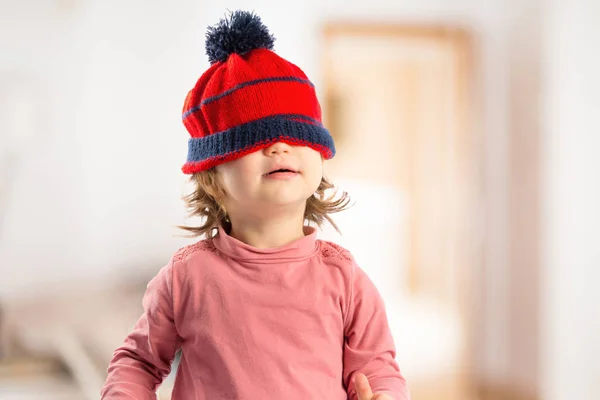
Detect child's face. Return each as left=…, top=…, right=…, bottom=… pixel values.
left=215, top=142, right=323, bottom=216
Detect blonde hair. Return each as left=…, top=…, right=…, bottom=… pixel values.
left=179, top=169, right=351, bottom=238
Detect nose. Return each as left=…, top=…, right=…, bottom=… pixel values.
left=264, top=141, right=292, bottom=156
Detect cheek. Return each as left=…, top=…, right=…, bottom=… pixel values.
left=222, top=174, right=248, bottom=199
left=306, top=161, right=324, bottom=192
left=215, top=166, right=239, bottom=199
left=218, top=164, right=259, bottom=201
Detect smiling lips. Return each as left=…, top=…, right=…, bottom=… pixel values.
left=264, top=167, right=299, bottom=180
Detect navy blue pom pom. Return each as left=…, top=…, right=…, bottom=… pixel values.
left=205, top=10, right=275, bottom=64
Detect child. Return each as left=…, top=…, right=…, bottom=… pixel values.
left=101, top=10, right=409, bottom=400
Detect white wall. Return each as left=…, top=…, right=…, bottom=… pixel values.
left=541, top=0, right=600, bottom=398
left=0, top=1, right=89, bottom=295
left=506, top=0, right=543, bottom=394
left=0, top=0, right=203, bottom=296
left=71, top=0, right=203, bottom=277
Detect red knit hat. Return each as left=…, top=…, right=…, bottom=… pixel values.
left=181, top=10, right=336, bottom=174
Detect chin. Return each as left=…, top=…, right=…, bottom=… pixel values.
left=268, top=197, right=307, bottom=207
left=259, top=192, right=310, bottom=208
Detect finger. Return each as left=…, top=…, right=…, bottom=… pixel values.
left=354, top=373, right=373, bottom=400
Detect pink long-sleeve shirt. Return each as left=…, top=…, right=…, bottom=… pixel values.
left=101, top=226, right=409, bottom=400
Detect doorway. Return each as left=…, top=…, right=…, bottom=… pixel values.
left=321, top=23, right=479, bottom=400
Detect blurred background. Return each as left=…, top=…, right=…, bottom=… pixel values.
left=0, top=0, right=598, bottom=399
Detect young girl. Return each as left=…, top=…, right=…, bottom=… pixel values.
left=101, top=10, right=409, bottom=400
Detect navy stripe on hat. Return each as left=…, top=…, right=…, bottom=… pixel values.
left=182, top=77, right=315, bottom=121
left=186, top=114, right=335, bottom=163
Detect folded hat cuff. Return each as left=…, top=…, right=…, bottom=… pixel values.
left=182, top=114, right=335, bottom=174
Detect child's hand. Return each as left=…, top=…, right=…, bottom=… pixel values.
left=354, top=373, right=394, bottom=400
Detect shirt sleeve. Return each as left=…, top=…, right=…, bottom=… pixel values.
left=100, top=260, right=182, bottom=399
left=343, top=264, right=410, bottom=400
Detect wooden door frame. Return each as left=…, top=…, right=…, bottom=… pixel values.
left=321, top=21, right=474, bottom=151
left=321, top=21, right=476, bottom=293
left=321, top=22, right=480, bottom=399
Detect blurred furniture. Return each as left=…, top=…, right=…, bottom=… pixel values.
left=0, top=282, right=177, bottom=399
left=0, top=357, right=82, bottom=400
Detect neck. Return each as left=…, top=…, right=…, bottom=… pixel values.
left=227, top=206, right=307, bottom=248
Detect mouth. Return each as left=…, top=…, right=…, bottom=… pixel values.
left=266, top=168, right=297, bottom=175
left=263, top=167, right=300, bottom=179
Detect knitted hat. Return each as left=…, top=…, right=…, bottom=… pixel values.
left=181, top=10, right=336, bottom=174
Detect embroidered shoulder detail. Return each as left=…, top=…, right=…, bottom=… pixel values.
left=318, top=240, right=353, bottom=263
left=173, top=239, right=217, bottom=262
